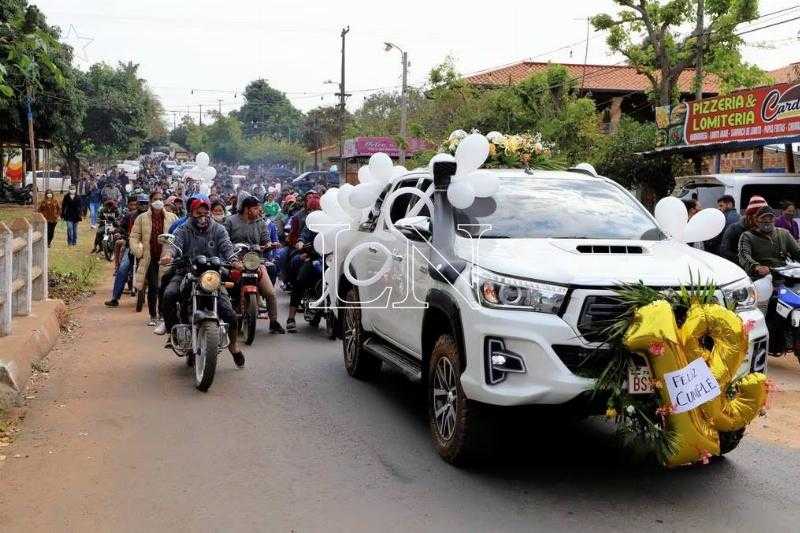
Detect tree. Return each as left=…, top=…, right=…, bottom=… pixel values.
left=302, top=105, right=348, bottom=151
left=205, top=112, right=245, bottom=163
left=169, top=115, right=194, bottom=148
left=592, top=0, right=770, bottom=105
left=236, top=79, right=303, bottom=140
left=241, top=135, right=306, bottom=169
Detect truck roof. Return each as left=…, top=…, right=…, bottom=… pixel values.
left=676, top=173, right=800, bottom=187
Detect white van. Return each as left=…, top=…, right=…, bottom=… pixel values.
left=674, top=173, right=800, bottom=211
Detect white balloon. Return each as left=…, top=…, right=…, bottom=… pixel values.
left=464, top=171, right=499, bottom=197
left=321, top=188, right=351, bottom=223
left=306, top=210, right=335, bottom=233
left=654, top=196, right=688, bottom=241
left=198, top=182, right=210, bottom=195
left=204, top=166, right=217, bottom=180
left=338, top=183, right=355, bottom=209
left=683, top=208, right=726, bottom=244
left=454, top=133, right=490, bottom=176
left=428, top=152, right=456, bottom=172
left=447, top=180, right=476, bottom=209
left=195, top=152, right=210, bottom=168
left=391, top=165, right=408, bottom=179
left=357, top=165, right=373, bottom=184
left=368, top=152, right=393, bottom=180
left=350, top=182, right=383, bottom=208
left=313, top=233, right=333, bottom=255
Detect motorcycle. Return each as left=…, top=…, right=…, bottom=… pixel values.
left=301, top=257, right=336, bottom=340
left=765, top=265, right=800, bottom=364
left=101, top=224, right=116, bottom=262
left=0, top=177, right=33, bottom=205
left=228, top=243, right=268, bottom=346
left=158, top=234, right=231, bottom=392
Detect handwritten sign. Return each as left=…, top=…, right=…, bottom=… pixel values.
left=663, top=358, right=720, bottom=414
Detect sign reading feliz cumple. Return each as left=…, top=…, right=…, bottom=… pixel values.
left=655, top=82, right=800, bottom=148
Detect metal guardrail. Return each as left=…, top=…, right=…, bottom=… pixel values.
left=0, top=214, right=48, bottom=336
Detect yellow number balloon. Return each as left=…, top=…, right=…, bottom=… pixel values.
left=623, top=300, right=767, bottom=467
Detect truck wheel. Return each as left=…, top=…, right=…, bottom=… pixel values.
left=342, top=286, right=381, bottom=379
left=428, top=334, right=488, bottom=466
left=719, top=428, right=745, bottom=455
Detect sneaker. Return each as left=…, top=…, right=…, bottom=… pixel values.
left=269, top=321, right=286, bottom=334
left=104, top=299, right=119, bottom=307
left=147, top=317, right=157, bottom=327
left=153, top=321, right=166, bottom=335
left=286, top=318, right=297, bottom=333
left=232, top=351, right=245, bottom=368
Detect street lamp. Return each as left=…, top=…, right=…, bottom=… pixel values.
left=384, top=41, right=408, bottom=165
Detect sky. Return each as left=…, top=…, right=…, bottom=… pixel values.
left=34, top=0, right=800, bottom=128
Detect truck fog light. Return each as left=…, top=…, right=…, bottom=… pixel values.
left=485, top=338, right=527, bottom=385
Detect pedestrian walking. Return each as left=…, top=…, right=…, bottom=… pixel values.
left=61, top=187, right=82, bottom=246
left=88, top=178, right=102, bottom=228
left=37, top=189, right=60, bottom=247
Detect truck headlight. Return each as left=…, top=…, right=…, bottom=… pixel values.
left=722, top=278, right=757, bottom=311
left=200, top=271, right=221, bottom=292
left=472, top=266, right=567, bottom=314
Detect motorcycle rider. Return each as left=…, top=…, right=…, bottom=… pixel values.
left=160, top=197, right=246, bottom=367
left=224, top=194, right=285, bottom=334
left=92, top=198, right=121, bottom=253
left=285, top=194, right=322, bottom=333
left=738, top=205, right=800, bottom=277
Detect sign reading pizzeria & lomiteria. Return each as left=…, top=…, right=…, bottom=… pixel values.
left=655, top=82, right=800, bottom=148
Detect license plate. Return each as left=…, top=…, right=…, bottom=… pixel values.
left=628, top=366, right=653, bottom=394
left=776, top=300, right=792, bottom=318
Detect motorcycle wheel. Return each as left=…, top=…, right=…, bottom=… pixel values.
left=325, top=310, right=336, bottom=340
left=136, top=290, right=145, bottom=312
left=242, top=293, right=258, bottom=346
left=194, top=321, right=219, bottom=392
left=103, top=241, right=113, bottom=262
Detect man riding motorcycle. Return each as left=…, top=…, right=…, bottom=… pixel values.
left=92, top=199, right=120, bottom=253
left=738, top=205, right=800, bottom=353
left=223, top=194, right=285, bottom=334
left=160, top=197, right=246, bottom=367
left=285, top=194, right=322, bottom=333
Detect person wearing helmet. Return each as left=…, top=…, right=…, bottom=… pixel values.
left=92, top=198, right=121, bottom=253
left=160, top=196, right=246, bottom=366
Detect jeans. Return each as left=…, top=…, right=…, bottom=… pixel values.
left=89, top=202, right=100, bottom=226
left=163, top=272, right=237, bottom=332
left=112, top=250, right=132, bottom=301
left=66, top=221, right=78, bottom=246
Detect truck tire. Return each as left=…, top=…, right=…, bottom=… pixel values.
left=342, top=286, right=381, bottom=379
left=428, top=334, right=489, bottom=466
left=719, top=428, right=745, bottom=455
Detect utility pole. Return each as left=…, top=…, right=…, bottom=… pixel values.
left=218, top=99, right=223, bottom=115
left=25, top=84, right=38, bottom=205
left=199, top=104, right=203, bottom=126
left=574, top=17, right=591, bottom=90
left=337, top=26, right=350, bottom=173
left=172, top=111, right=177, bottom=130
left=384, top=42, right=408, bottom=164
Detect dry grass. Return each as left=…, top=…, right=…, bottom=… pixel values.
left=0, top=203, right=106, bottom=303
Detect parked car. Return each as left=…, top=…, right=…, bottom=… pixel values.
left=331, top=166, right=768, bottom=465
left=25, top=170, right=71, bottom=192
left=292, top=171, right=339, bottom=193
left=674, top=173, right=800, bottom=212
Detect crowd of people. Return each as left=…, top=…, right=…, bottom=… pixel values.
left=35, top=159, right=337, bottom=367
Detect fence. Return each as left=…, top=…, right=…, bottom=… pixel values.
left=0, top=214, right=48, bottom=336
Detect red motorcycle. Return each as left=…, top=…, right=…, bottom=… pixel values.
left=229, top=244, right=268, bottom=345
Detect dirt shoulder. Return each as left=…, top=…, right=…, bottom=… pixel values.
left=747, top=355, right=800, bottom=449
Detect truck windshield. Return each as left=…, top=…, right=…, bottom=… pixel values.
left=454, top=177, right=665, bottom=240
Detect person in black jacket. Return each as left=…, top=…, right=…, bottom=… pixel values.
left=60, top=186, right=83, bottom=246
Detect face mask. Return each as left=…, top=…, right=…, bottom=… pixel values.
left=151, top=200, right=164, bottom=210
left=192, top=215, right=210, bottom=231
left=212, top=214, right=225, bottom=223
left=758, top=222, right=775, bottom=234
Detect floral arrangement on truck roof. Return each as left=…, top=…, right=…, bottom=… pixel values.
left=442, top=129, right=562, bottom=170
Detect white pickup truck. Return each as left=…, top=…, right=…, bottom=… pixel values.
left=331, top=163, right=768, bottom=465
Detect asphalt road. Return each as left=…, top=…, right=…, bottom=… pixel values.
left=1, top=280, right=799, bottom=532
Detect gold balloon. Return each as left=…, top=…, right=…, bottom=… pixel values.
left=624, top=300, right=767, bottom=467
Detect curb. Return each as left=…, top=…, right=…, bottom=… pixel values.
left=0, top=299, right=65, bottom=410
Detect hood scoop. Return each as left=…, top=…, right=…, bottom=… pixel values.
left=576, top=244, right=645, bottom=255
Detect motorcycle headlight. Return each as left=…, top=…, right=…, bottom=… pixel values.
left=243, top=251, right=261, bottom=271
left=722, top=278, right=757, bottom=311
left=472, top=266, right=567, bottom=314
left=199, top=270, right=221, bottom=292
